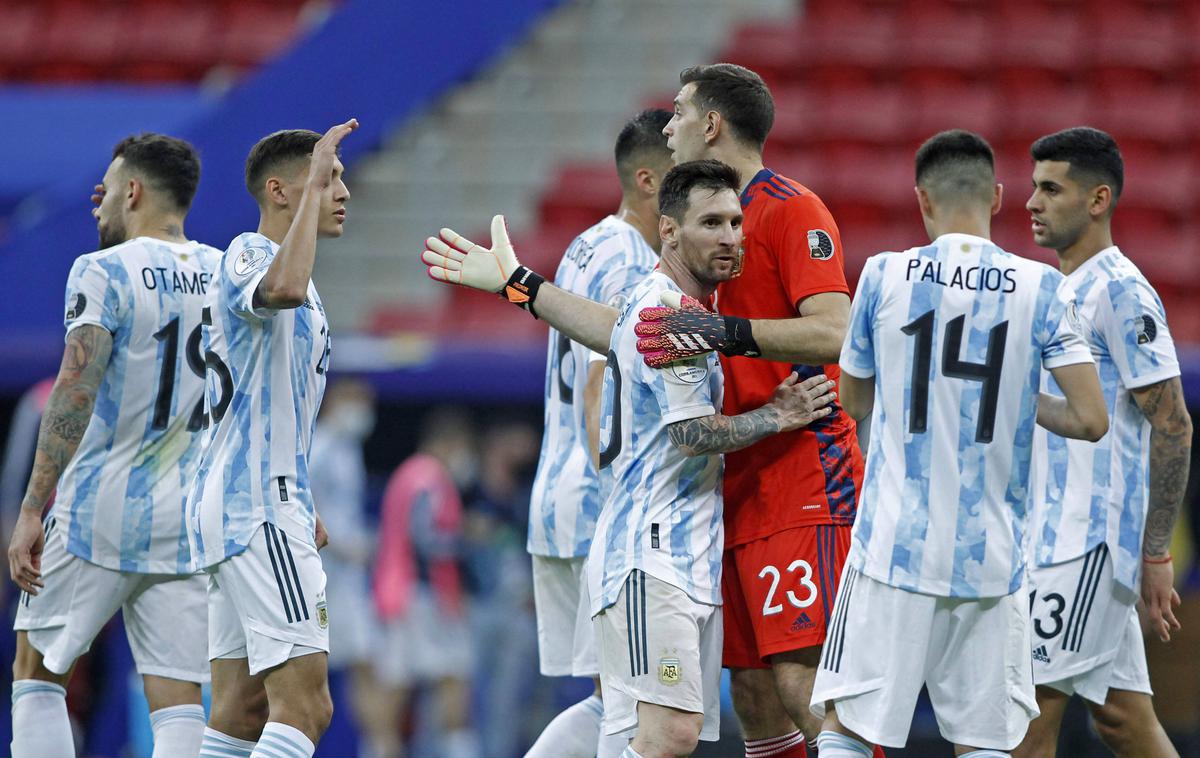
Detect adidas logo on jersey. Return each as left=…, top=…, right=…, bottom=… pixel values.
left=1032, top=645, right=1051, bottom=664
left=790, top=612, right=816, bottom=632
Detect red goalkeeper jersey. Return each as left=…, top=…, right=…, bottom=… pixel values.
left=716, top=169, right=863, bottom=546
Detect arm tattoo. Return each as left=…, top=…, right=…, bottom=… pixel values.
left=668, top=406, right=784, bottom=456
left=21, top=325, right=113, bottom=512
left=1135, top=378, right=1193, bottom=556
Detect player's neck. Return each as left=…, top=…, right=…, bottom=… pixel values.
left=928, top=213, right=991, bottom=242
left=659, top=249, right=714, bottom=302
left=712, top=146, right=764, bottom=196
left=1055, top=226, right=1114, bottom=276
left=127, top=215, right=188, bottom=244
left=257, top=212, right=291, bottom=246
left=616, top=199, right=662, bottom=253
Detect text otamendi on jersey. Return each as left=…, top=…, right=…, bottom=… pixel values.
left=905, top=258, right=1017, bottom=293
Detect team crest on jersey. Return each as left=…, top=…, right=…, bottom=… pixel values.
left=234, top=246, right=268, bottom=276
left=65, top=293, right=87, bottom=320
left=807, top=229, right=834, bottom=260
left=658, top=657, right=681, bottom=685
left=1136, top=314, right=1157, bottom=344
left=316, top=597, right=329, bottom=629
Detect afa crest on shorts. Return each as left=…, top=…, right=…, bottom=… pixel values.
left=659, top=657, right=681, bottom=685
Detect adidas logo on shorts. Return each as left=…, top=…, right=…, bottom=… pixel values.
left=790, top=612, right=816, bottom=632
left=1032, top=645, right=1051, bottom=664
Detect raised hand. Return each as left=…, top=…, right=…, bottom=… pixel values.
left=308, top=118, right=359, bottom=188
left=771, top=372, right=837, bottom=431
left=422, top=214, right=521, bottom=293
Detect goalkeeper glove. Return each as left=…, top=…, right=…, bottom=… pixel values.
left=422, top=214, right=545, bottom=315
left=635, top=291, right=761, bottom=368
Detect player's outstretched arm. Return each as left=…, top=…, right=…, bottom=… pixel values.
left=8, top=325, right=112, bottom=594
left=635, top=291, right=849, bottom=367
left=667, top=373, right=835, bottom=456
left=421, top=215, right=617, bottom=353
left=1038, top=362, right=1108, bottom=442
left=256, top=119, right=358, bottom=310
left=1130, top=376, right=1191, bottom=642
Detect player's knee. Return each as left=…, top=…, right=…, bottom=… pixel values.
left=1090, top=699, right=1147, bottom=754
left=659, top=712, right=703, bottom=757
left=730, top=671, right=770, bottom=726
left=287, top=686, right=334, bottom=738
left=212, top=687, right=270, bottom=741
left=12, top=637, right=66, bottom=685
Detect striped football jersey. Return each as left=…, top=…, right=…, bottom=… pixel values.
left=187, top=232, right=331, bottom=568
left=840, top=233, right=1093, bottom=598
left=54, top=237, right=221, bottom=574
left=589, top=271, right=724, bottom=615
left=528, top=215, right=659, bottom=558
left=1031, top=246, right=1180, bottom=591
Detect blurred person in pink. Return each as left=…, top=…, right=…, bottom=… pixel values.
left=370, top=408, right=479, bottom=758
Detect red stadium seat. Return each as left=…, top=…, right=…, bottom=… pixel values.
left=771, top=83, right=908, bottom=151
left=124, top=3, right=222, bottom=80
left=0, top=5, right=46, bottom=80
left=1091, top=86, right=1192, bottom=150
left=1089, top=3, right=1188, bottom=76
left=36, top=3, right=129, bottom=80
left=991, top=3, right=1086, bottom=85
left=537, top=163, right=620, bottom=230
left=218, top=3, right=304, bottom=68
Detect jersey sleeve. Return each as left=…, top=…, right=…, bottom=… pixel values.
left=222, top=234, right=278, bottom=320
left=589, top=234, right=657, bottom=363
left=63, top=255, right=125, bottom=337
left=1102, top=279, right=1180, bottom=389
left=651, top=354, right=719, bottom=425
left=838, top=254, right=882, bottom=378
left=771, top=193, right=851, bottom=309
left=1040, top=274, right=1094, bottom=370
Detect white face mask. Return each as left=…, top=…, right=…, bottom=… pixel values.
left=336, top=403, right=376, bottom=440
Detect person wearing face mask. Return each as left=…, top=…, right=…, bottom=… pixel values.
left=308, top=378, right=380, bottom=758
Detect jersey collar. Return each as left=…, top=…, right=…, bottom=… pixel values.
left=1066, top=245, right=1122, bottom=283
left=740, top=168, right=780, bottom=207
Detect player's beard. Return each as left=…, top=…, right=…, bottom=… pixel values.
left=98, top=215, right=128, bottom=250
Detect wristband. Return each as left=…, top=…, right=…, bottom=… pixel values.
left=1143, top=553, right=1173, bottom=564
left=721, top=315, right=762, bottom=358
left=502, top=266, right=545, bottom=317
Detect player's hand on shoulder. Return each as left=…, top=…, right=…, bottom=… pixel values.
left=771, top=372, right=836, bottom=431
left=307, top=118, right=359, bottom=188
left=635, top=293, right=719, bottom=368
left=7, top=509, right=46, bottom=595
left=422, top=214, right=520, bottom=292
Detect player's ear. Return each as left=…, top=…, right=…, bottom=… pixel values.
left=1090, top=184, right=1113, bottom=220
left=264, top=177, right=288, bottom=208
left=635, top=167, right=655, bottom=197
left=704, top=110, right=721, bottom=145
left=126, top=177, right=142, bottom=209
left=915, top=185, right=933, bottom=220
left=659, top=213, right=677, bottom=247
left=992, top=183, right=1003, bottom=217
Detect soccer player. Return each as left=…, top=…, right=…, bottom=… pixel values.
left=589, top=159, right=837, bottom=758
left=188, top=120, right=357, bottom=758
left=808, top=130, right=1110, bottom=758
left=424, top=63, right=865, bottom=757
left=1014, top=128, right=1191, bottom=758
left=525, top=108, right=672, bottom=758
left=6, top=134, right=220, bottom=758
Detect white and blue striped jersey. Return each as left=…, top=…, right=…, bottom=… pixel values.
left=187, top=232, right=331, bottom=569
left=840, top=233, right=1093, bottom=598
left=54, top=237, right=221, bottom=574
left=588, top=272, right=724, bottom=615
left=1031, top=246, right=1179, bottom=591
left=529, top=215, right=659, bottom=558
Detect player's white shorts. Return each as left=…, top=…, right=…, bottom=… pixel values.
left=208, top=522, right=329, bottom=675
left=594, top=569, right=722, bottom=742
left=811, top=567, right=1038, bottom=750
left=532, top=555, right=599, bottom=677
left=1028, top=544, right=1152, bottom=704
left=14, top=515, right=207, bottom=682
left=376, top=586, right=474, bottom=686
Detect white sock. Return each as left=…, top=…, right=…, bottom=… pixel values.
left=597, top=730, right=630, bottom=758
left=11, top=680, right=74, bottom=758
left=816, top=730, right=873, bottom=757
left=150, top=704, right=206, bottom=758
left=525, top=693, right=603, bottom=757
left=959, top=752, right=1010, bottom=757
left=620, top=747, right=644, bottom=758
left=443, top=728, right=481, bottom=758
left=199, top=727, right=256, bottom=757
left=251, top=723, right=314, bottom=758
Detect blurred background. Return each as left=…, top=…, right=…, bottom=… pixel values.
left=1, top=0, right=1199, bottom=755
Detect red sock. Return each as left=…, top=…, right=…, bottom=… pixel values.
left=746, top=730, right=807, bottom=757
left=872, top=746, right=887, bottom=757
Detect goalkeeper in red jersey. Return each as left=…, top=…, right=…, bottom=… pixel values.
left=421, top=65, right=882, bottom=758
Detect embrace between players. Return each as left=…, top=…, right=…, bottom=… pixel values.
left=5, top=61, right=1191, bottom=758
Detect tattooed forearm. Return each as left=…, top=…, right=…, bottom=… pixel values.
left=668, top=406, right=784, bottom=457
left=1134, top=378, right=1193, bottom=557
left=20, top=325, right=112, bottom=512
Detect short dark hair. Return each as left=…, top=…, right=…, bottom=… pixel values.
left=679, top=63, right=774, bottom=150
left=244, top=129, right=324, bottom=201
left=914, top=129, right=996, bottom=207
left=112, top=133, right=201, bottom=211
left=1030, top=126, right=1123, bottom=200
left=614, top=109, right=672, bottom=191
left=658, top=159, right=741, bottom=222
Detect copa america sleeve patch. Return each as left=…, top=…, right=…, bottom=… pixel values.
left=65, top=292, right=87, bottom=320
left=807, top=229, right=835, bottom=260
left=670, top=360, right=709, bottom=384
left=234, top=246, right=268, bottom=276
left=1136, top=314, right=1158, bottom=344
